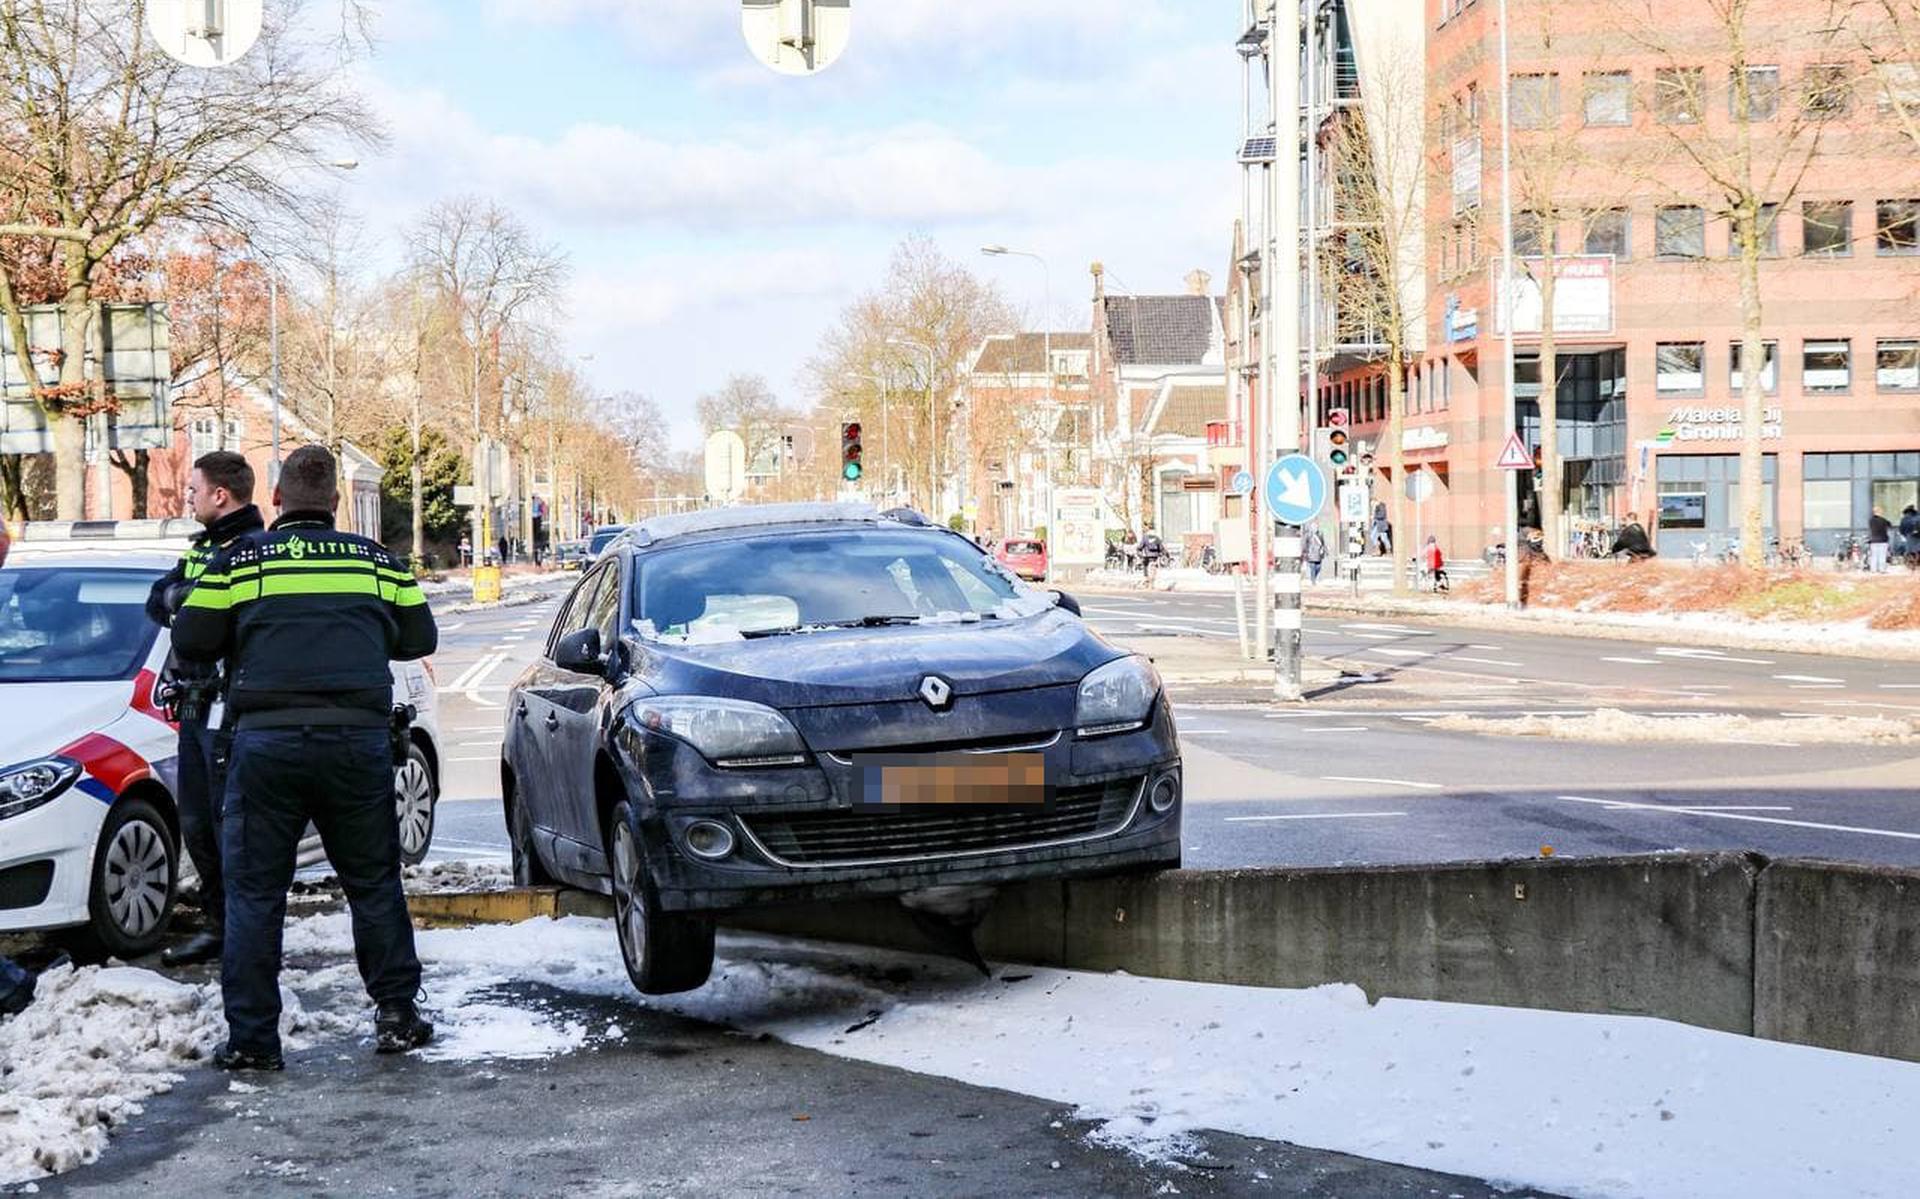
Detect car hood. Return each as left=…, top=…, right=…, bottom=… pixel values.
left=0, top=680, right=133, bottom=764
left=630, top=610, right=1116, bottom=708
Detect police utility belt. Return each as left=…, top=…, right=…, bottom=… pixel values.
left=234, top=704, right=418, bottom=768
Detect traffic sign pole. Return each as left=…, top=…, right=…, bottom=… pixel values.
left=1264, top=454, right=1324, bottom=704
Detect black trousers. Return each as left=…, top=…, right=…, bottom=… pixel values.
left=176, top=716, right=224, bottom=928
left=221, top=725, right=421, bottom=1053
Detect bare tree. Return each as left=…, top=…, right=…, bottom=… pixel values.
left=1851, top=1, right=1920, bottom=149
left=696, top=374, right=792, bottom=471
left=0, top=0, right=381, bottom=518
left=1617, top=1, right=1857, bottom=566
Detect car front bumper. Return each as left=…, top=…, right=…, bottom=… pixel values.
left=0, top=786, right=105, bottom=933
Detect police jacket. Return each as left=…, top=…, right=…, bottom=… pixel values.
left=145, top=504, right=266, bottom=685
left=171, top=511, right=437, bottom=723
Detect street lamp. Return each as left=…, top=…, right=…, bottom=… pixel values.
left=981, top=244, right=1054, bottom=575
left=887, top=336, right=937, bottom=516
left=268, top=158, right=360, bottom=480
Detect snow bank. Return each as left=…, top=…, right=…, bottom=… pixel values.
left=1429, top=706, right=1920, bottom=745
left=286, top=911, right=1920, bottom=1199
left=403, top=859, right=514, bottom=896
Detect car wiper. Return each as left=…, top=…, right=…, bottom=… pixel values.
left=737, top=614, right=922, bottom=639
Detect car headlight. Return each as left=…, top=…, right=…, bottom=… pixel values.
left=0, top=757, right=82, bottom=822
left=1075, top=656, right=1161, bottom=737
left=629, top=698, right=808, bottom=768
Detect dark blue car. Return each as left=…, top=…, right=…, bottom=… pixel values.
left=502, top=503, right=1182, bottom=995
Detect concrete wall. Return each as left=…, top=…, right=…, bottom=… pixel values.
left=1755, top=861, right=1920, bottom=1060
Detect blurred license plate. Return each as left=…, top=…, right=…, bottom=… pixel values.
left=855, top=753, right=1050, bottom=808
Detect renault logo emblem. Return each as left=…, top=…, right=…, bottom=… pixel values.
left=919, top=675, right=953, bottom=710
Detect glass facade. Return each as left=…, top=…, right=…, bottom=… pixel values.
left=1802, top=452, right=1920, bottom=553
left=1653, top=453, right=1777, bottom=557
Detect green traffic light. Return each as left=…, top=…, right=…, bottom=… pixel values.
left=844, top=462, right=863, bottom=481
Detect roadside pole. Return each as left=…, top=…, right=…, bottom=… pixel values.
left=1268, top=2, right=1304, bottom=702
left=1497, top=0, right=1522, bottom=608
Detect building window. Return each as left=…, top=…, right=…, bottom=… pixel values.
left=1802, top=200, right=1852, bottom=256
left=1727, top=203, right=1780, bottom=257
left=1585, top=208, right=1630, bottom=257
left=1512, top=73, right=1558, bottom=128
left=1655, top=67, right=1705, bottom=123
left=1583, top=71, right=1631, bottom=126
left=1803, top=63, right=1853, bottom=118
left=1728, top=341, right=1778, bottom=393
left=1512, top=210, right=1550, bottom=257
left=1803, top=479, right=1853, bottom=531
left=1655, top=205, right=1705, bottom=258
left=1803, top=339, right=1852, bottom=392
left=1877, top=199, right=1920, bottom=255
left=1879, top=339, right=1920, bottom=390
left=188, top=415, right=244, bottom=460
left=1731, top=65, right=1780, bottom=120
left=1656, top=343, right=1705, bottom=393
left=1880, top=62, right=1920, bottom=119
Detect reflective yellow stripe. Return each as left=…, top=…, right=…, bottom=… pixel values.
left=181, top=583, right=231, bottom=610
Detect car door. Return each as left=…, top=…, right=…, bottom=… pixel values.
left=512, top=568, right=603, bottom=852
left=546, top=558, right=622, bottom=873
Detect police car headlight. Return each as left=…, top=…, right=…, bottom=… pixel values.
left=0, top=757, right=82, bottom=822
left=1075, top=656, right=1161, bottom=738
left=629, top=698, right=808, bottom=768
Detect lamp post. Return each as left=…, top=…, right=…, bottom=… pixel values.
left=266, top=159, right=358, bottom=484
left=1496, top=0, right=1522, bottom=607
left=981, top=244, right=1053, bottom=570
left=887, top=336, right=937, bottom=515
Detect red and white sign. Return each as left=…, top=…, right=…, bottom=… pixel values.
left=1495, top=432, right=1534, bottom=470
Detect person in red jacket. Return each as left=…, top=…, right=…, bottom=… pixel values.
left=1422, top=535, right=1448, bottom=592
left=0, top=519, right=10, bottom=569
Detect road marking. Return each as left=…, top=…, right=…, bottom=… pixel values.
left=1879, top=683, right=1920, bottom=689
left=1454, top=656, right=1524, bottom=667
left=1556, top=795, right=1920, bottom=842
left=1322, top=775, right=1444, bottom=790
left=1299, top=725, right=1370, bottom=732
left=1601, top=656, right=1660, bottom=665
left=1789, top=684, right=1845, bottom=690
left=440, top=622, right=466, bottom=633
left=1225, top=811, right=1407, bottom=823
left=1398, top=715, right=1436, bottom=723
left=1367, top=647, right=1433, bottom=658
left=447, top=652, right=503, bottom=692
left=1335, top=631, right=1400, bottom=640
left=1341, top=623, right=1432, bottom=636
left=1465, top=644, right=1504, bottom=651
left=1654, top=647, right=1775, bottom=665
left=1774, top=674, right=1845, bottom=684
left=1263, top=711, right=1327, bottom=719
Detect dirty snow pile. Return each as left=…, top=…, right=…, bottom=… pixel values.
left=1429, top=706, right=1920, bottom=745
left=402, top=859, right=514, bottom=896
left=286, top=911, right=1920, bottom=1199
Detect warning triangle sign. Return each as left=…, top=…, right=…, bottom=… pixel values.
left=1495, top=431, right=1534, bottom=470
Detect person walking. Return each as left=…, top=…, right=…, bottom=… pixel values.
left=1303, top=524, right=1327, bottom=585
left=1868, top=505, right=1893, bottom=573
left=457, top=535, right=472, bottom=568
left=143, top=452, right=265, bottom=967
left=1421, top=535, right=1449, bottom=592
left=1608, top=512, right=1656, bottom=561
left=1369, top=501, right=1392, bottom=556
left=173, top=446, right=438, bottom=1071
left=1900, top=505, right=1920, bottom=566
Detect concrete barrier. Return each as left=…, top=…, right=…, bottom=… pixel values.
left=1755, top=860, right=1920, bottom=1061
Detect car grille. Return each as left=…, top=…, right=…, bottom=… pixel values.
left=740, top=777, right=1143, bottom=868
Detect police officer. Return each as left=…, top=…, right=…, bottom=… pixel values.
left=173, top=445, right=437, bottom=1070
left=144, top=451, right=265, bottom=967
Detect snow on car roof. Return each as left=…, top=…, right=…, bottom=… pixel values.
left=631, top=502, right=925, bottom=546
left=5, top=545, right=181, bottom=570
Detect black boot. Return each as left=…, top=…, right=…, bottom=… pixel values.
left=374, top=1000, right=434, bottom=1054
left=211, top=1042, right=284, bottom=1072
left=161, top=929, right=223, bottom=967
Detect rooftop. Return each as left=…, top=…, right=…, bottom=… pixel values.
left=972, top=331, right=1093, bottom=376
left=1103, top=295, right=1225, bottom=366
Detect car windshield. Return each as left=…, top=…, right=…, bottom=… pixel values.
left=1005, top=541, right=1043, bottom=555
left=0, top=566, right=160, bottom=683
left=633, top=528, right=1040, bottom=639
left=588, top=527, right=627, bottom=555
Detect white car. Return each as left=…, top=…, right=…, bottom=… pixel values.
left=0, top=526, right=442, bottom=957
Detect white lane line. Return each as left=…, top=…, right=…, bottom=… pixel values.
left=1880, top=684, right=1920, bottom=689
left=1299, top=725, right=1370, bottom=733
left=1264, top=711, right=1332, bottom=719
left=1341, top=623, right=1433, bottom=636
left=1556, top=795, right=1920, bottom=841
left=1653, top=647, right=1775, bottom=665
left=1367, top=647, right=1433, bottom=658
left=1454, top=656, right=1525, bottom=667
left=1601, top=656, right=1660, bottom=665
left=440, top=622, right=466, bottom=633
left=1789, top=684, right=1845, bottom=690
left=1225, top=811, right=1408, bottom=823
left=447, top=652, right=503, bottom=693
left=1465, top=644, right=1505, bottom=651
left=1336, top=631, right=1400, bottom=641
left=1180, top=730, right=1233, bottom=737
left=1322, top=775, right=1445, bottom=791
left=1774, top=674, right=1845, bottom=684
left=1399, top=715, right=1437, bottom=723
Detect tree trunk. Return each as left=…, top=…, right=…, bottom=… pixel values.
left=1537, top=261, right=1562, bottom=560
left=52, top=295, right=94, bottom=520
left=411, top=385, right=426, bottom=570
left=1736, top=202, right=1767, bottom=568
left=1387, top=353, right=1408, bottom=596
left=108, top=450, right=151, bottom=519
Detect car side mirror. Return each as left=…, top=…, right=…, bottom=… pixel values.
left=554, top=627, right=603, bottom=675
left=1048, top=590, right=1082, bottom=616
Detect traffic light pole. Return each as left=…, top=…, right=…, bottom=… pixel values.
left=1267, top=4, right=1303, bottom=704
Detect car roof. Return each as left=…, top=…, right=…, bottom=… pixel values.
left=627, top=502, right=937, bottom=550
left=5, top=544, right=181, bottom=570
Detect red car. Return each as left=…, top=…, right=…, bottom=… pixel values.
left=997, top=537, right=1048, bottom=581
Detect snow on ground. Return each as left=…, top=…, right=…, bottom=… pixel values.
left=1429, top=706, right=1920, bottom=745
left=402, top=859, right=514, bottom=896
left=0, top=964, right=357, bottom=1186
left=284, top=911, right=1920, bottom=1199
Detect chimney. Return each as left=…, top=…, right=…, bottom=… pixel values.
left=1184, top=268, right=1212, bottom=296
left=1090, top=261, right=1105, bottom=302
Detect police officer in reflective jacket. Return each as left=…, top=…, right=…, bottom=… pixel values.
left=174, top=446, right=438, bottom=1069
left=143, top=451, right=265, bottom=967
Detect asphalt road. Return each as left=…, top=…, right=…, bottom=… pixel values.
left=418, top=577, right=1920, bottom=875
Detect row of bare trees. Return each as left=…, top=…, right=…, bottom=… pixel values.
left=1325, top=0, right=1920, bottom=587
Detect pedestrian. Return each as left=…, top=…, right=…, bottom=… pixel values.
left=1868, top=505, right=1892, bottom=573
left=1369, top=501, right=1392, bottom=556
left=1422, top=535, right=1449, bottom=592
left=173, top=446, right=438, bottom=1070
left=143, top=451, right=265, bottom=967
left=457, top=535, right=471, bottom=568
left=1900, top=505, right=1920, bottom=566
left=496, top=534, right=510, bottom=567
left=1303, top=524, right=1327, bottom=585
left=1608, top=511, right=1657, bottom=561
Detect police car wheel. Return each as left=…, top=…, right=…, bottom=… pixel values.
left=394, top=744, right=437, bottom=867
left=87, top=796, right=178, bottom=959
left=608, top=801, right=714, bottom=996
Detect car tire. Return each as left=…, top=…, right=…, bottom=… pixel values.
left=394, top=742, right=437, bottom=867
left=85, top=796, right=178, bottom=959
left=608, top=800, right=714, bottom=995
left=508, top=780, right=556, bottom=888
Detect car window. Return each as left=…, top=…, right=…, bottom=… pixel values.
left=0, top=567, right=160, bottom=682
left=549, top=566, right=608, bottom=656
left=588, top=560, right=623, bottom=648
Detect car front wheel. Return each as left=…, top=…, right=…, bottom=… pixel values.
left=394, top=743, right=437, bottom=867
left=87, top=796, right=177, bottom=958
left=608, top=801, right=714, bottom=995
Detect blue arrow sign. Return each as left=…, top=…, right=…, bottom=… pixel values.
left=1264, top=453, right=1328, bottom=526
left=1229, top=469, right=1255, bottom=496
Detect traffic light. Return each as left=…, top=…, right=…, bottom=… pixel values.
left=1314, top=426, right=1351, bottom=470
left=841, top=421, right=864, bottom=482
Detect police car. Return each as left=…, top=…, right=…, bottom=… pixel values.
left=0, top=522, right=443, bottom=957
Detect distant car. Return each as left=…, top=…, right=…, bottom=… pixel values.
left=0, top=527, right=443, bottom=957
left=554, top=540, right=588, bottom=571
left=503, top=503, right=1181, bottom=997
left=997, top=538, right=1048, bottom=581
left=584, top=525, right=628, bottom=565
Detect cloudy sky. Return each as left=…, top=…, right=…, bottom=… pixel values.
left=343, top=1, right=1239, bottom=447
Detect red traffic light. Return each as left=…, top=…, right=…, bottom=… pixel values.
left=1328, top=409, right=1350, bottom=428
